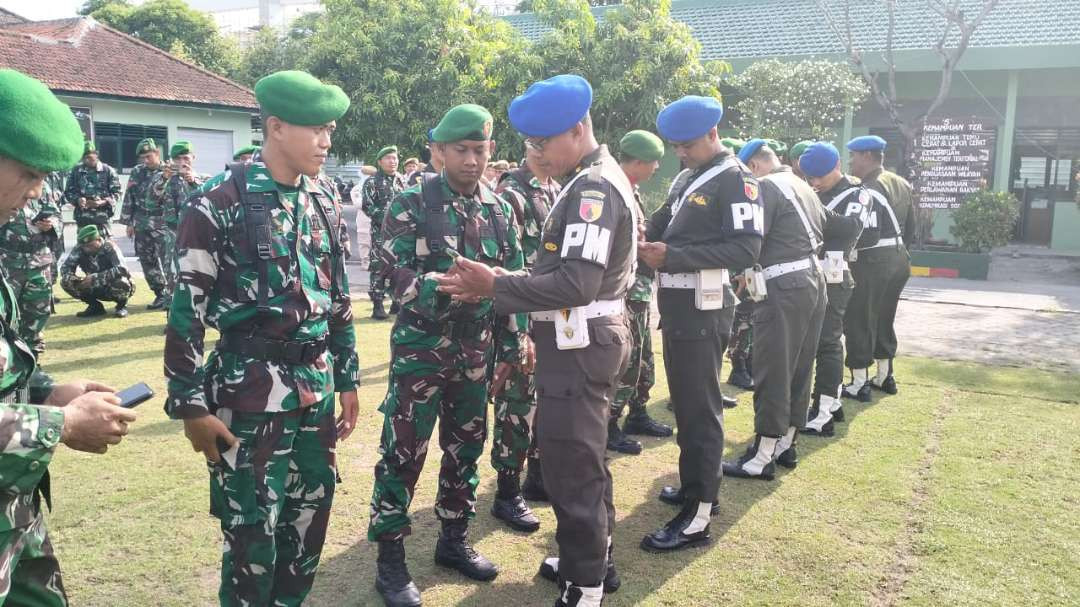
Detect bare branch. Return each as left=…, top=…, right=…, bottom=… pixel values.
left=921, top=0, right=1000, bottom=126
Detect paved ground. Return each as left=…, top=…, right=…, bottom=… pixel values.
left=95, top=222, right=1080, bottom=373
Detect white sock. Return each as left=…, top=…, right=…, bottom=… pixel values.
left=742, top=436, right=778, bottom=475
left=829, top=390, right=844, bottom=412
left=845, top=368, right=868, bottom=392
left=806, top=398, right=833, bottom=430
left=874, top=359, right=891, bottom=384
left=775, top=426, right=797, bottom=454
left=683, top=501, right=712, bottom=534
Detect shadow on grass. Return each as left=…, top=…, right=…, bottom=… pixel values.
left=43, top=346, right=163, bottom=375
left=46, top=322, right=168, bottom=350
left=901, top=357, right=1080, bottom=403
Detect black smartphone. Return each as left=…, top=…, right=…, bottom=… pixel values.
left=116, top=382, right=154, bottom=408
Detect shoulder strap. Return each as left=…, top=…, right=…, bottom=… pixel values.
left=867, top=188, right=902, bottom=235
left=769, top=178, right=822, bottom=253
left=420, top=174, right=452, bottom=272
left=671, top=157, right=738, bottom=218
left=482, top=184, right=510, bottom=262
left=308, top=186, right=344, bottom=301
left=229, top=163, right=273, bottom=316
left=826, top=186, right=862, bottom=212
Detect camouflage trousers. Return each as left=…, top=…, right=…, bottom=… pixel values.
left=611, top=300, right=655, bottom=420
left=368, top=324, right=490, bottom=541
left=5, top=266, right=53, bottom=354
left=60, top=273, right=135, bottom=304
left=132, top=223, right=170, bottom=295
left=491, top=364, right=538, bottom=474
left=0, top=512, right=68, bottom=606
left=728, top=299, right=754, bottom=369
left=367, top=220, right=387, bottom=302
left=162, top=226, right=178, bottom=297
left=209, top=396, right=337, bottom=607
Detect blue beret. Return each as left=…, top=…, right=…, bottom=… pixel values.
left=846, top=135, right=887, bottom=151
left=427, top=128, right=435, bottom=143
left=737, top=138, right=767, bottom=164
left=655, top=95, right=724, bottom=142
left=799, top=142, right=840, bottom=177
left=509, top=74, right=593, bottom=137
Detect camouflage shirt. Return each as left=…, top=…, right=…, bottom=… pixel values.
left=64, top=161, right=122, bottom=226
left=626, top=186, right=654, bottom=303
left=361, top=171, right=406, bottom=229
left=164, top=160, right=359, bottom=419
left=155, top=171, right=209, bottom=230
left=0, top=272, right=63, bottom=531
left=0, top=181, right=60, bottom=272
left=60, top=240, right=129, bottom=288
left=494, top=168, right=558, bottom=269
left=119, top=163, right=166, bottom=227
left=381, top=176, right=526, bottom=363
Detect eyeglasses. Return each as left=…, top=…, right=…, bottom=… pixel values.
left=521, top=135, right=550, bottom=153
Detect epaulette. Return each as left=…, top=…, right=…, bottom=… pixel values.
left=586, top=161, right=603, bottom=183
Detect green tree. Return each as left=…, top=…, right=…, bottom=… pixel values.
left=307, top=0, right=536, bottom=162
left=79, top=0, right=127, bottom=16
left=235, top=12, right=323, bottom=88
left=531, top=0, right=730, bottom=147
left=91, top=0, right=239, bottom=77
left=728, top=58, right=869, bottom=141
left=516, top=0, right=620, bottom=12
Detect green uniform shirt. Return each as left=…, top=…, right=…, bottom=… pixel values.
left=0, top=181, right=60, bottom=272
left=64, top=161, right=122, bottom=226
left=627, top=187, right=654, bottom=303
left=119, top=162, right=165, bottom=227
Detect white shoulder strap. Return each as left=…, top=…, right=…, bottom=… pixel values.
left=826, top=186, right=862, bottom=212
left=541, top=168, right=590, bottom=239
left=769, top=177, right=822, bottom=252
left=671, top=157, right=738, bottom=218
left=667, top=168, right=692, bottom=197
left=867, top=188, right=902, bottom=234
left=600, top=157, right=639, bottom=288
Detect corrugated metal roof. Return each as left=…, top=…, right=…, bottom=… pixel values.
left=505, top=0, right=1080, bottom=62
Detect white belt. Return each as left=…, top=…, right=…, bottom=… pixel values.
left=862, top=237, right=901, bottom=250
left=762, top=257, right=814, bottom=281
left=657, top=272, right=696, bottom=289
left=531, top=299, right=625, bottom=322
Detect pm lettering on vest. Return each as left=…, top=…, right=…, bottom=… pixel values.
left=562, top=222, right=611, bottom=264
left=731, top=202, right=764, bottom=233
left=844, top=201, right=869, bottom=223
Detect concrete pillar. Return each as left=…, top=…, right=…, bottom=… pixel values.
left=993, top=70, right=1019, bottom=192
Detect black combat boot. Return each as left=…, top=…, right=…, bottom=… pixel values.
left=606, top=418, right=642, bottom=455
left=375, top=539, right=422, bottom=607
left=623, top=408, right=673, bottom=437
left=146, top=291, right=166, bottom=310
left=371, top=298, right=389, bottom=320
left=434, top=519, right=498, bottom=581
left=538, top=540, right=620, bottom=593
left=726, top=357, right=754, bottom=389
left=76, top=300, right=106, bottom=318
left=657, top=486, right=721, bottom=514
left=521, top=457, right=548, bottom=502
left=722, top=394, right=738, bottom=409
left=114, top=300, right=129, bottom=318
left=389, top=301, right=401, bottom=314
left=641, top=502, right=713, bottom=553
left=491, top=471, right=540, bottom=532
left=553, top=580, right=604, bottom=607
left=722, top=435, right=779, bottom=480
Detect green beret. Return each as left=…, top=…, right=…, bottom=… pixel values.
left=136, top=138, right=158, bottom=154
left=233, top=145, right=259, bottom=160
left=765, top=139, right=788, bottom=156
left=789, top=140, right=814, bottom=163
left=619, top=130, right=665, bottom=162
left=431, top=104, right=493, bottom=143
left=376, top=145, right=398, bottom=161
left=84, top=141, right=97, bottom=156
left=721, top=137, right=745, bottom=153
left=0, top=69, right=84, bottom=173
left=255, top=70, right=350, bottom=126
left=170, top=140, right=193, bottom=157
left=77, top=224, right=100, bottom=243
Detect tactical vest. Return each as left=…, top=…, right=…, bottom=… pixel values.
left=418, top=174, right=510, bottom=272
left=499, top=169, right=552, bottom=230
left=227, top=164, right=346, bottom=319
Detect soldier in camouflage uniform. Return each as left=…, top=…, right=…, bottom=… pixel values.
left=368, top=104, right=524, bottom=607
left=63, top=141, right=120, bottom=238
left=487, top=146, right=559, bottom=531
left=604, top=131, right=673, bottom=457
left=60, top=225, right=135, bottom=318
left=120, top=138, right=171, bottom=309
left=0, top=66, right=137, bottom=607
left=0, top=180, right=60, bottom=353
left=726, top=297, right=755, bottom=389
left=44, top=171, right=67, bottom=303
left=164, top=71, right=359, bottom=607
left=362, top=145, right=406, bottom=319
left=154, top=140, right=209, bottom=300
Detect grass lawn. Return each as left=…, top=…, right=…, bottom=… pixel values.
left=39, top=285, right=1080, bottom=606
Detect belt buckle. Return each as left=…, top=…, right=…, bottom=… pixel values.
left=283, top=340, right=303, bottom=363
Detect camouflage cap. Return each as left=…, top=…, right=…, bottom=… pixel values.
left=0, top=69, right=85, bottom=172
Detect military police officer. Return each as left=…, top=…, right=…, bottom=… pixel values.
left=0, top=67, right=137, bottom=607
left=362, top=145, right=406, bottom=319
left=165, top=70, right=360, bottom=607
left=440, top=74, right=638, bottom=607
left=368, top=104, right=525, bottom=607
left=722, top=139, right=829, bottom=479
left=64, top=141, right=121, bottom=238
left=798, top=142, right=880, bottom=435
left=638, top=96, right=763, bottom=551
left=488, top=144, right=560, bottom=532
left=120, top=137, right=171, bottom=309
left=843, top=136, right=915, bottom=398
left=607, top=129, right=672, bottom=456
